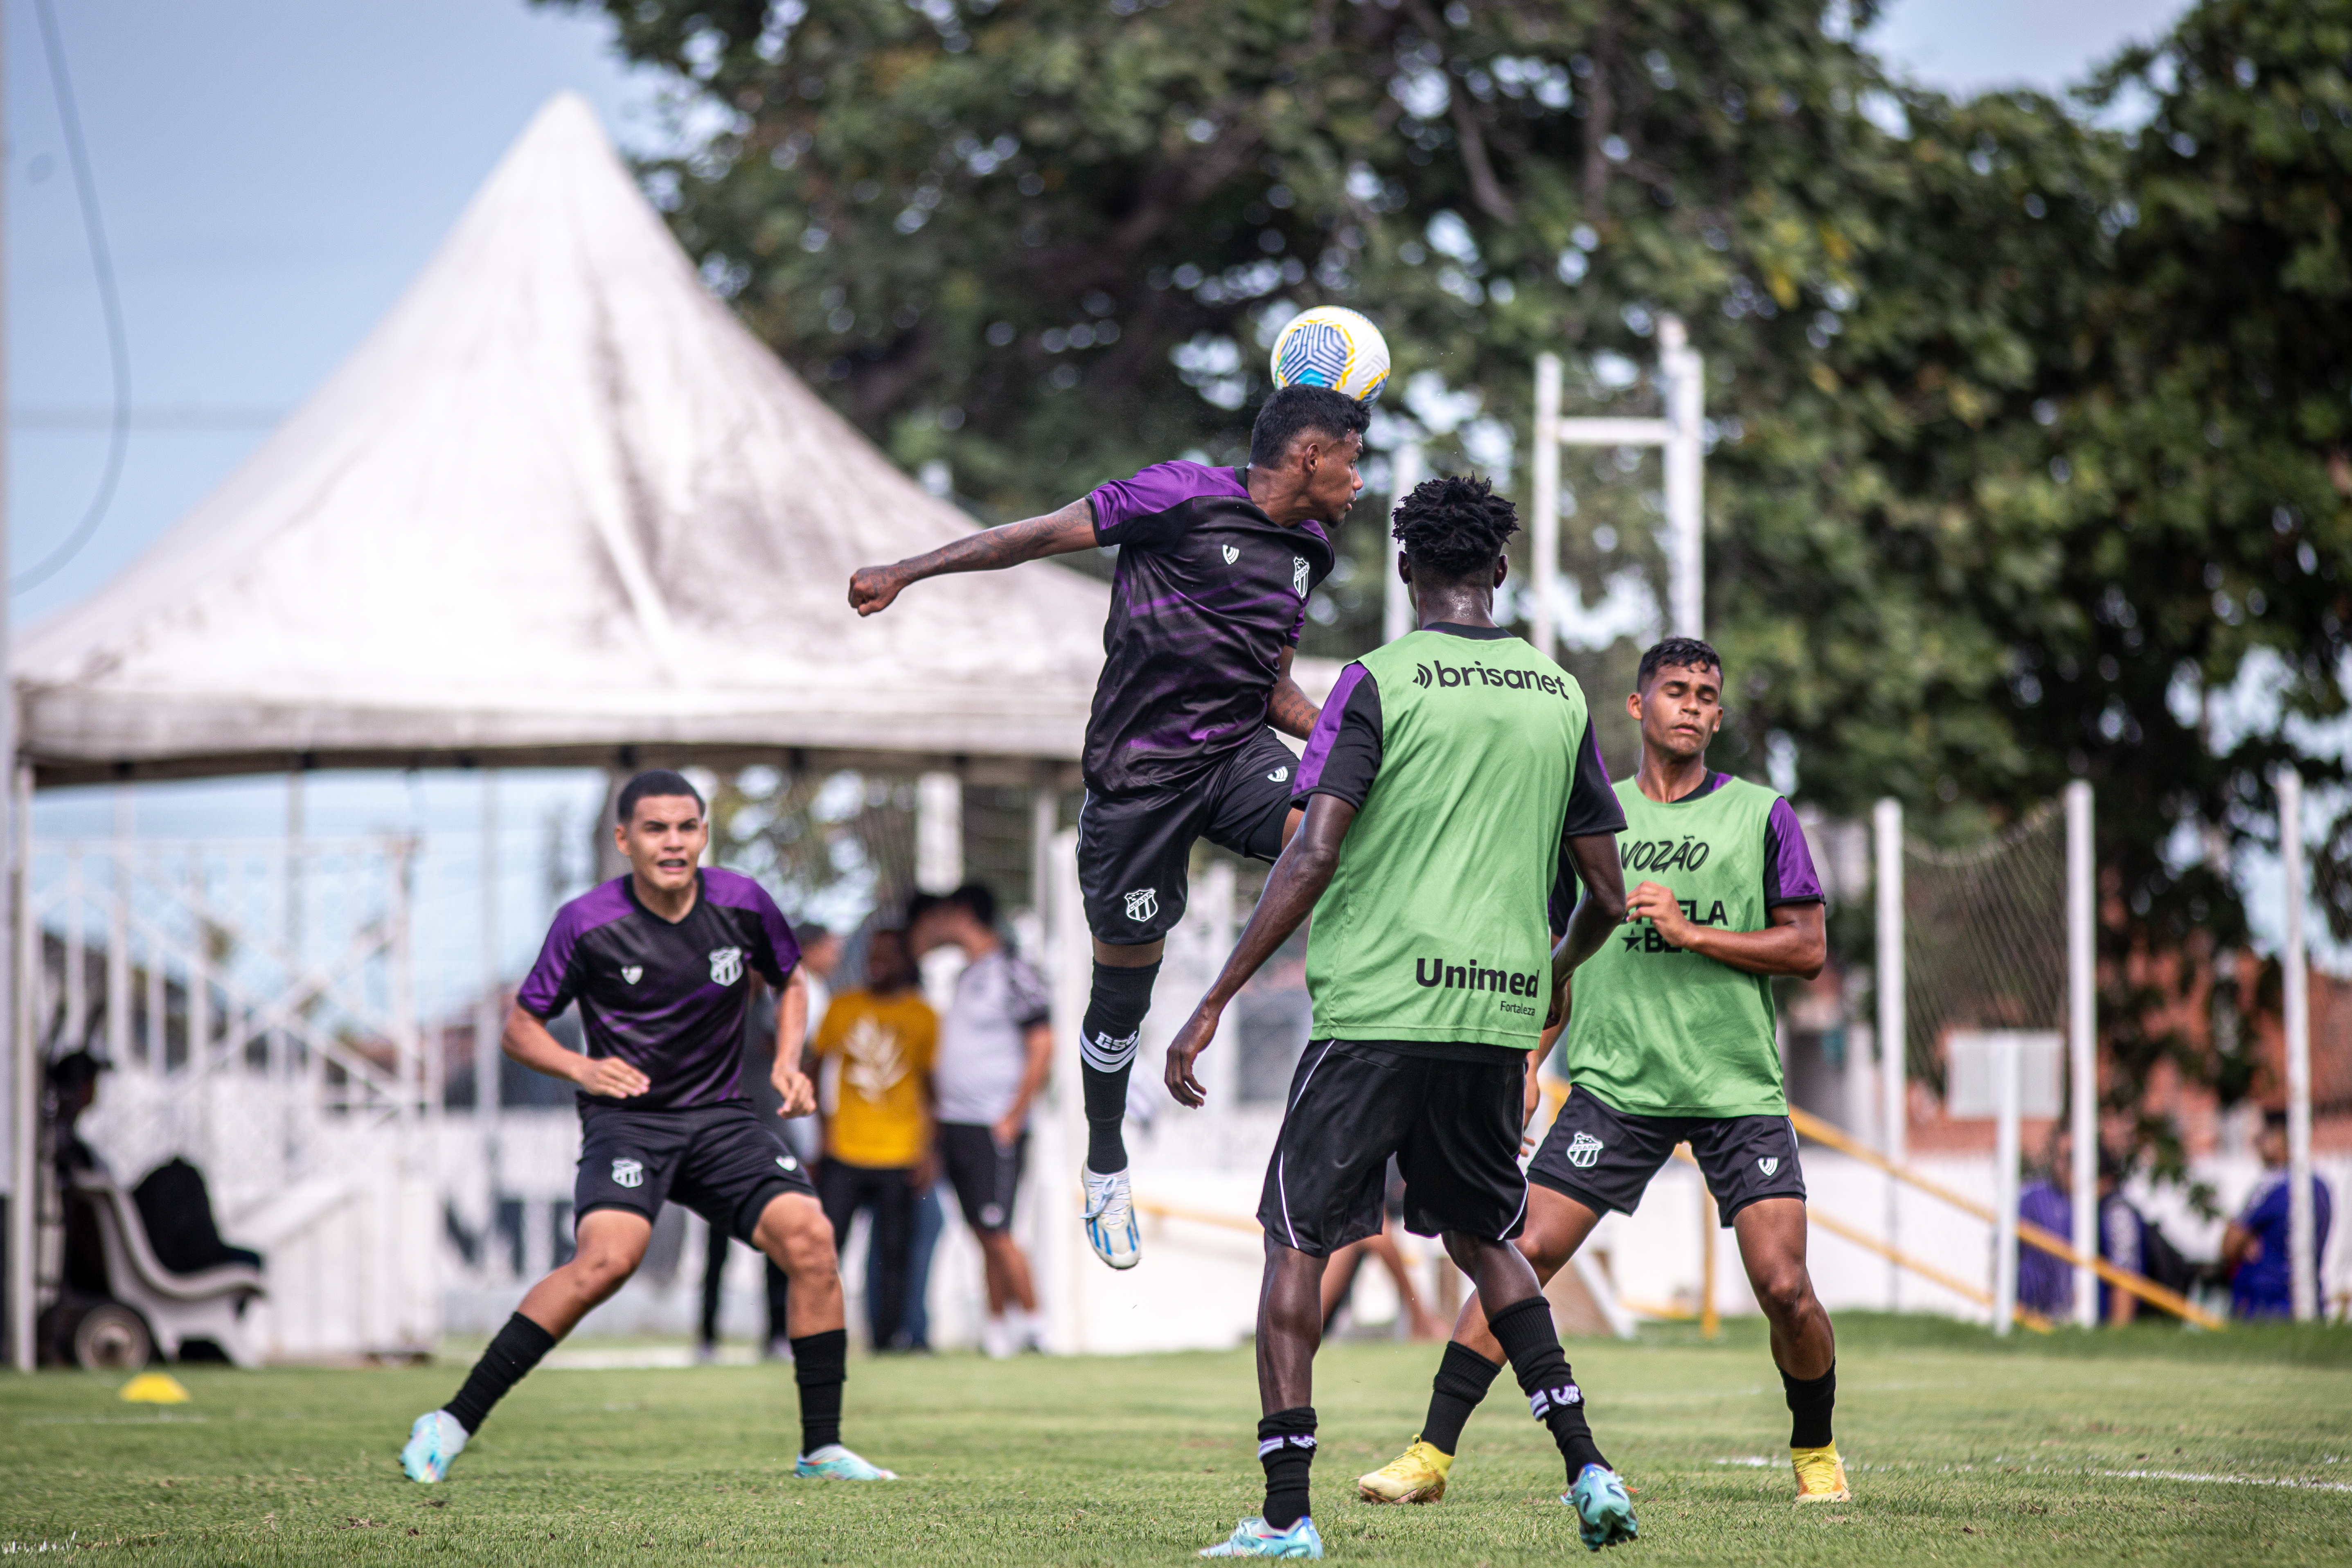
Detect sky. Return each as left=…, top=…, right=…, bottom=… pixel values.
left=14, top=0, right=2277, bottom=1008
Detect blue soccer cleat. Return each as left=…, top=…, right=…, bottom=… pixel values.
left=1567, top=1463, right=1638, bottom=1551
left=400, top=1410, right=469, bottom=1483
left=1199, top=1516, right=1324, bottom=1558
left=1081, top=1165, right=1141, bottom=1270
left=794, top=1443, right=897, bottom=1480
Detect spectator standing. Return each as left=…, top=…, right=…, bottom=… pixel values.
left=805, top=928, right=937, bottom=1350
left=2017, top=1130, right=2150, bottom=1325
left=2224, top=1112, right=2334, bottom=1320
left=910, top=884, right=1053, bottom=1358
left=698, top=923, right=840, bottom=1362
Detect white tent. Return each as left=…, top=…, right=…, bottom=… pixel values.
left=15, top=92, right=1113, bottom=786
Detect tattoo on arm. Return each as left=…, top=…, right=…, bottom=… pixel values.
left=1268, top=679, right=1320, bottom=740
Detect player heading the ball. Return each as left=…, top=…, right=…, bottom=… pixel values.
left=848, top=385, right=1367, bottom=1273
left=399, top=771, right=896, bottom=1486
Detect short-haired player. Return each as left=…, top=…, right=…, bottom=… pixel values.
left=1163, top=476, right=1636, bottom=1557
left=1358, top=638, right=1849, bottom=1513
left=399, top=771, right=895, bottom=1484
left=850, top=387, right=1368, bottom=1271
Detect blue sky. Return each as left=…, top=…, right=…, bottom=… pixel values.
left=5, top=1, right=2219, bottom=1004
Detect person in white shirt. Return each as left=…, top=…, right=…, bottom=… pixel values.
left=910, top=885, right=1053, bottom=1357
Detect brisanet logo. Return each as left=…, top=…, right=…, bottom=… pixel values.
left=1412, top=659, right=1575, bottom=700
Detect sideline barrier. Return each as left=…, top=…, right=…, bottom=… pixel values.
left=1788, top=1106, right=2224, bottom=1331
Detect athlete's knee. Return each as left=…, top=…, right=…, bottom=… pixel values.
left=1750, top=1259, right=1818, bottom=1322
left=756, top=1196, right=837, bottom=1277
left=566, top=1237, right=644, bottom=1301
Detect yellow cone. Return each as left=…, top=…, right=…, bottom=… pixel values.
left=120, top=1372, right=190, bottom=1404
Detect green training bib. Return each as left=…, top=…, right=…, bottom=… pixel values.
left=1563, top=774, right=1788, bottom=1117
left=1304, top=630, right=1591, bottom=1052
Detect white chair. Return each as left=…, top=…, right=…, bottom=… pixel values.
left=69, top=1172, right=266, bottom=1367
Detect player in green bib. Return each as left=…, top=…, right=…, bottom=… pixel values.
left=1163, top=476, right=1636, bottom=1558
left=1358, top=635, right=1851, bottom=1516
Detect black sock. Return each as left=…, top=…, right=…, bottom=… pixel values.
left=792, top=1329, right=848, bottom=1454
left=1257, top=1406, right=1318, bottom=1530
left=1783, top=1361, right=1835, bottom=1449
left=1487, top=1295, right=1608, bottom=1477
left=443, top=1312, right=556, bottom=1435
left=1079, top=960, right=1158, bottom=1173
left=1422, top=1340, right=1503, bottom=1455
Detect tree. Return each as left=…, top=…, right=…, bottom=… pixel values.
left=558, top=0, right=2352, bottom=1168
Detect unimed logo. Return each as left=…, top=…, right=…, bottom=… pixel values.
left=1414, top=955, right=1544, bottom=999
left=1412, top=658, right=1575, bottom=699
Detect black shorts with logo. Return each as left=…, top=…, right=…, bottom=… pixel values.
left=574, top=1100, right=818, bottom=1244
left=1257, top=1040, right=1530, bottom=1257
left=1526, top=1086, right=1805, bottom=1228
left=938, top=1122, right=1027, bottom=1235
left=1078, top=727, right=1300, bottom=944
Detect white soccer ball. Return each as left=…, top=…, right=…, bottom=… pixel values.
left=1268, top=306, right=1391, bottom=404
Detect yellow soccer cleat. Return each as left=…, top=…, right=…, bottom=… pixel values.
left=1791, top=1442, right=1851, bottom=1503
left=1356, top=1437, right=1454, bottom=1505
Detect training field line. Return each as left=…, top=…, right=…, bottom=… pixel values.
left=2102, top=1469, right=2352, bottom=1493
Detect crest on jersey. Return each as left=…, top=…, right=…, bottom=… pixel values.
left=708, top=946, right=745, bottom=986
left=1222, top=545, right=1241, bottom=564
left=620, top=966, right=642, bottom=985
left=611, top=1157, right=645, bottom=1189
left=1564, top=1131, right=1605, bottom=1169
left=1758, top=1156, right=1780, bottom=1176
left=1268, top=766, right=1290, bottom=784
left=1293, top=555, right=1310, bottom=596
left=1123, top=887, right=1158, bottom=923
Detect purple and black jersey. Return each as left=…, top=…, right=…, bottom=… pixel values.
left=1083, top=460, right=1336, bottom=793
left=517, top=867, right=800, bottom=1113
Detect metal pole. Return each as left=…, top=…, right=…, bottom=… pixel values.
left=1384, top=442, right=1425, bottom=642
left=1531, top=353, right=1561, bottom=660
left=2280, top=768, right=2316, bottom=1322
left=2065, top=781, right=2097, bottom=1327
left=915, top=771, right=962, bottom=895
left=1992, top=1031, right=2021, bottom=1336
left=1658, top=315, right=1704, bottom=639
left=0, top=0, right=27, bottom=1376
left=478, top=772, right=502, bottom=1220
left=8, top=770, right=30, bottom=1373
left=1874, top=798, right=1905, bottom=1311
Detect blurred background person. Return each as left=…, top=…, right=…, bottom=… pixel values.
left=910, top=883, right=1052, bottom=1358
left=2224, top=1112, right=2334, bottom=1321
left=698, top=923, right=840, bottom=1362
left=2019, top=1130, right=2159, bottom=1326
left=804, top=927, right=936, bottom=1351
left=1319, top=1159, right=1445, bottom=1341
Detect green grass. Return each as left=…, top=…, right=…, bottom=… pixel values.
left=3, top=1315, right=2349, bottom=1564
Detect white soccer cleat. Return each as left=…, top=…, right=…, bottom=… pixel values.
left=1082, top=1165, right=1142, bottom=1270
left=400, top=1410, right=468, bottom=1483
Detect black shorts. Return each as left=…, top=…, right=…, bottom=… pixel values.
left=1078, top=728, right=1300, bottom=943
left=938, top=1122, right=1027, bottom=1235
left=1526, top=1087, right=1805, bottom=1228
left=574, top=1100, right=817, bottom=1243
left=1257, top=1040, right=1530, bottom=1257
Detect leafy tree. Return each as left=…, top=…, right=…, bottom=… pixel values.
left=556, top=0, right=2352, bottom=1166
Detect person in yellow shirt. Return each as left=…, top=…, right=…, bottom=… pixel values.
left=805, top=926, right=937, bottom=1351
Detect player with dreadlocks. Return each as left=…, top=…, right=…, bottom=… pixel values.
left=1163, top=475, right=1634, bottom=1557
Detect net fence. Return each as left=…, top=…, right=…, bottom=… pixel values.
left=1903, top=800, right=2067, bottom=1094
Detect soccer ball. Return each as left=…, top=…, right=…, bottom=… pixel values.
left=1269, top=306, right=1390, bottom=404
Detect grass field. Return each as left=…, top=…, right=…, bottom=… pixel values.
left=3, top=1315, right=2348, bottom=1565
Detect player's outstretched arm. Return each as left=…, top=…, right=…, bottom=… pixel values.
left=847, top=496, right=1098, bottom=615
left=1266, top=646, right=1320, bottom=740
left=1165, top=795, right=1359, bottom=1106
left=1624, top=884, right=1825, bottom=979
left=502, top=1003, right=649, bottom=1099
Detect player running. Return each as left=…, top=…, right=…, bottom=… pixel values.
left=1357, top=637, right=1847, bottom=1515
left=400, top=771, right=895, bottom=1485
left=849, top=386, right=1367, bottom=1271
left=1162, top=476, right=1634, bottom=1557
